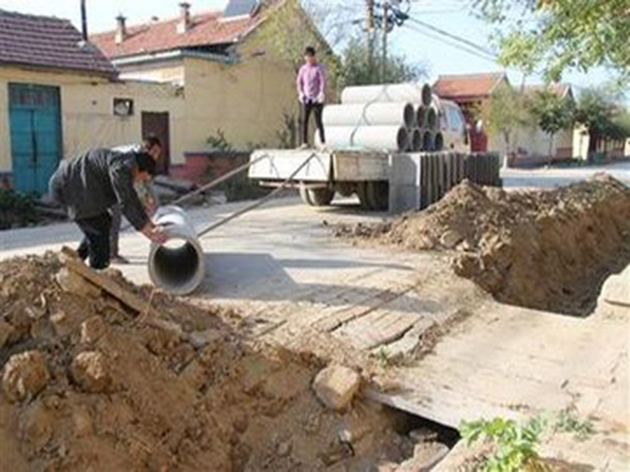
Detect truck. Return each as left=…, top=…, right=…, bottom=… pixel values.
left=248, top=86, right=496, bottom=212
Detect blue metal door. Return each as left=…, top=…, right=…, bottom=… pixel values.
left=8, top=83, right=62, bottom=194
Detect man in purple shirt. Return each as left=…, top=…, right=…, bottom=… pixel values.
left=296, top=46, right=326, bottom=148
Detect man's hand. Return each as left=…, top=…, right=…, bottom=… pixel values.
left=141, top=223, right=168, bottom=245
left=144, top=198, right=158, bottom=217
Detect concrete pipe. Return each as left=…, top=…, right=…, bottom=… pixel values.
left=148, top=206, right=205, bottom=295
left=325, top=125, right=408, bottom=152
left=416, top=106, right=427, bottom=129
left=434, top=132, right=445, bottom=151
left=426, top=107, right=438, bottom=130
left=341, top=82, right=433, bottom=107
left=323, top=102, right=415, bottom=128
left=410, top=128, right=423, bottom=152
left=422, top=131, right=434, bottom=151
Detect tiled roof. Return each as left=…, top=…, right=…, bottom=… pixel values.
left=433, top=73, right=508, bottom=100
left=90, top=11, right=261, bottom=60
left=0, top=9, right=116, bottom=77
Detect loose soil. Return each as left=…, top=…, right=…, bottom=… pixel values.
left=0, top=253, right=449, bottom=471
left=336, top=175, right=630, bottom=316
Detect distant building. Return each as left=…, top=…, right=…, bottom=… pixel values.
left=0, top=8, right=183, bottom=193
left=91, top=0, right=330, bottom=181
left=433, top=72, right=585, bottom=163
left=433, top=72, right=508, bottom=153
left=0, top=1, right=330, bottom=192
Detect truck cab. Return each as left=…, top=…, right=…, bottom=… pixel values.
left=438, top=99, right=471, bottom=153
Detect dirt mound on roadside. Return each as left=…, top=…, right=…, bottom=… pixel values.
left=0, top=253, right=444, bottom=472
left=337, top=175, right=630, bottom=316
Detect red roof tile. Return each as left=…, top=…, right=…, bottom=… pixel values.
left=90, top=11, right=260, bottom=59
left=433, top=73, right=507, bottom=100
left=0, top=9, right=116, bottom=77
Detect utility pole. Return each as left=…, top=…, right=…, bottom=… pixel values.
left=80, top=0, right=88, bottom=40
left=381, top=0, right=389, bottom=82
left=366, top=0, right=375, bottom=81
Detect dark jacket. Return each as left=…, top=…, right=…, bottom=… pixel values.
left=49, top=148, right=149, bottom=230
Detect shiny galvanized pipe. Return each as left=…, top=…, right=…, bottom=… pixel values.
left=148, top=206, right=205, bottom=295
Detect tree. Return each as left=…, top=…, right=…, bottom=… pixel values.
left=483, top=84, right=532, bottom=164
left=337, top=35, right=426, bottom=90
left=528, top=89, right=575, bottom=162
left=575, top=87, right=630, bottom=154
left=473, top=0, right=630, bottom=83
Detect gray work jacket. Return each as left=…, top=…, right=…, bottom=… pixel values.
left=49, top=148, right=149, bottom=230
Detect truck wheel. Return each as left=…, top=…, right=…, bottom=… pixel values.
left=366, top=181, right=389, bottom=211
left=299, top=186, right=334, bottom=207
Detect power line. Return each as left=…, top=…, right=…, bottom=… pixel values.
left=406, top=16, right=496, bottom=57
left=403, top=23, right=499, bottom=63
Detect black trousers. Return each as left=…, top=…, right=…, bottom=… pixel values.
left=302, top=101, right=325, bottom=146
left=76, top=212, right=112, bottom=270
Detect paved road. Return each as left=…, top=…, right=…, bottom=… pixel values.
left=502, top=160, right=630, bottom=189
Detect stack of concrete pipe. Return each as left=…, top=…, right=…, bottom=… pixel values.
left=320, top=82, right=444, bottom=152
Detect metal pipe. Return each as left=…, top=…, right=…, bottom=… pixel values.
left=173, top=152, right=270, bottom=207
left=149, top=206, right=205, bottom=295
left=197, top=152, right=318, bottom=238
left=325, top=126, right=408, bottom=152
left=323, top=102, right=415, bottom=128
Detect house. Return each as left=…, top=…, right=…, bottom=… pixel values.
left=519, top=84, right=577, bottom=161
left=91, top=0, right=330, bottom=181
left=433, top=72, right=508, bottom=153
left=433, top=72, right=585, bottom=162
left=0, top=9, right=184, bottom=193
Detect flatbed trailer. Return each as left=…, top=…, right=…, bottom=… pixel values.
left=248, top=149, right=501, bottom=212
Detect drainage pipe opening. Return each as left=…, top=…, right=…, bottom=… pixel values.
left=148, top=206, right=205, bottom=295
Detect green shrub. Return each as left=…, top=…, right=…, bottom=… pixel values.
left=0, top=189, right=40, bottom=230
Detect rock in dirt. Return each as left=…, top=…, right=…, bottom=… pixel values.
left=80, top=316, right=108, bottom=345
left=71, top=351, right=113, bottom=393
left=0, top=319, right=15, bottom=348
left=395, top=442, right=449, bottom=472
left=2, top=350, right=50, bottom=403
left=313, top=364, right=361, bottom=411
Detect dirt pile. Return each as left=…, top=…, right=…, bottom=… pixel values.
left=337, top=175, right=630, bottom=316
left=0, top=253, right=450, bottom=471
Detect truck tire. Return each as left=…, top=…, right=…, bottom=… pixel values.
left=299, top=186, right=335, bottom=207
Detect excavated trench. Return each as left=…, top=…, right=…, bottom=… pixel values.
left=336, top=175, right=630, bottom=317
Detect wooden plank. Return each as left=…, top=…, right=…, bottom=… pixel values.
left=60, top=247, right=154, bottom=316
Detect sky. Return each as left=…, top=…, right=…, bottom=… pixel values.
left=0, top=0, right=618, bottom=95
